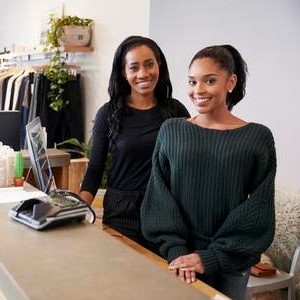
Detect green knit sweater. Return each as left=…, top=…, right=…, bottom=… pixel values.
left=141, top=118, right=277, bottom=275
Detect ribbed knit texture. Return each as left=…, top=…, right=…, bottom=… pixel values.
left=141, top=118, right=277, bottom=275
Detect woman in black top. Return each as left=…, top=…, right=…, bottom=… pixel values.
left=80, top=35, right=190, bottom=248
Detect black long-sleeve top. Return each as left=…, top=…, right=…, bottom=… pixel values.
left=141, top=118, right=277, bottom=275
left=80, top=99, right=190, bottom=196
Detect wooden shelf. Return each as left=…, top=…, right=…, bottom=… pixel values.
left=62, top=45, right=93, bottom=52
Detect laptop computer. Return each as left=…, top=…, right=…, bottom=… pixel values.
left=0, top=110, right=20, bottom=150
left=9, top=116, right=95, bottom=230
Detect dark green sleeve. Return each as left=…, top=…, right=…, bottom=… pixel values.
left=197, top=130, right=277, bottom=275
left=141, top=125, right=190, bottom=261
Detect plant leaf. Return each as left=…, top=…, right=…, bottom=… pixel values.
left=57, top=138, right=83, bottom=148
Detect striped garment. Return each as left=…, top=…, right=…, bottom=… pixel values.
left=141, top=118, right=277, bottom=275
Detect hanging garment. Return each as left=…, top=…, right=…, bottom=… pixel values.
left=38, top=73, right=84, bottom=147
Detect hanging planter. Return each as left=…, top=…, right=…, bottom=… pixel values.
left=59, top=25, right=92, bottom=47
left=45, top=14, right=93, bottom=49
left=44, top=14, right=93, bottom=111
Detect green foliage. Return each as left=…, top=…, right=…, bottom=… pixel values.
left=44, top=49, right=70, bottom=111
left=44, top=13, right=93, bottom=111
left=14, top=151, right=24, bottom=178
left=56, top=137, right=93, bottom=159
left=56, top=137, right=112, bottom=188
left=45, top=14, right=93, bottom=50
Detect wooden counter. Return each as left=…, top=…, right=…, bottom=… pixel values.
left=0, top=202, right=217, bottom=300
left=0, top=182, right=230, bottom=300
left=21, top=148, right=70, bottom=190
left=102, top=225, right=230, bottom=299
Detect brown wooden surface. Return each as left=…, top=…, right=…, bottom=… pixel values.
left=63, top=45, right=93, bottom=52
left=0, top=184, right=229, bottom=300
left=0, top=202, right=209, bottom=300
left=67, top=157, right=88, bottom=193
left=21, top=148, right=70, bottom=169
left=101, top=224, right=230, bottom=299
left=21, top=148, right=70, bottom=190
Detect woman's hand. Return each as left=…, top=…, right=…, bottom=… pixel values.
left=168, top=253, right=204, bottom=284
left=79, top=191, right=94, bottom=205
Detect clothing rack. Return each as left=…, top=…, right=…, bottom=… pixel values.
left=0, top=50, right=66, bottom=69
left=0, top=68, right=84, bottom=149
left=0, top=46, right=92, bottom=73
left=0, top=46, right=92, bottom=65
left=0, top=45, right=90, bottom=149
left=0, top=56, right=80, bottom=78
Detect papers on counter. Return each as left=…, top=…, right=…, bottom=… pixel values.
left=0, top=186, right=47, bottom=203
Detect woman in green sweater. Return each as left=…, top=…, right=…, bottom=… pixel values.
left=140, top=45, right=276, bottom=299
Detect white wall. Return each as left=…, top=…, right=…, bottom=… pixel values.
left=1, top=0, right=299, bottom=192
left=0, top=0, right=150, bottom=138
left=150, top=0, right=300, bottom=192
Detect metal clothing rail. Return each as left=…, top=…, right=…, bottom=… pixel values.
left=0, top=46, right=92, bottom=70
left=0, top=46, right=92, bottom=62
left=0, top=51, right=65, bottom=64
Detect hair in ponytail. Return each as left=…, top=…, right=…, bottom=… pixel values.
left=189, top=44, right=248, bottom=110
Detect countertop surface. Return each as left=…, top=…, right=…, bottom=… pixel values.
left=0, top=201, right=211, bottom=300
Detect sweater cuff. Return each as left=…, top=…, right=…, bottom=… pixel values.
left=166, top=245, right=189, bottom=263
left=196, top=249, right=219, bottom=275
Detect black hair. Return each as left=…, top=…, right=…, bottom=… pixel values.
left=107, top=35, right=173, bottom=148
left=189, top=45, right=248, bottom=110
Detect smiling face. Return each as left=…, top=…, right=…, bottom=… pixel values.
left=188, top=57, right=236, bottom=115
left=123, top=45, right=159, bottom=99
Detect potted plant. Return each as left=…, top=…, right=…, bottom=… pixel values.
left=13, top=151, right=24, bottom=186
left=57, top=137, right=112, bottom=189
left=56, top=137, right=92, bottom=159
left=45, top=14, right=93, bottom=49
left=44, top=13, right=93, bottom=111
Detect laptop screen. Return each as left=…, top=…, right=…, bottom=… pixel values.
left=26, top=117, right=54, bottom=193
left=0, top=110, right=20, bottom=150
